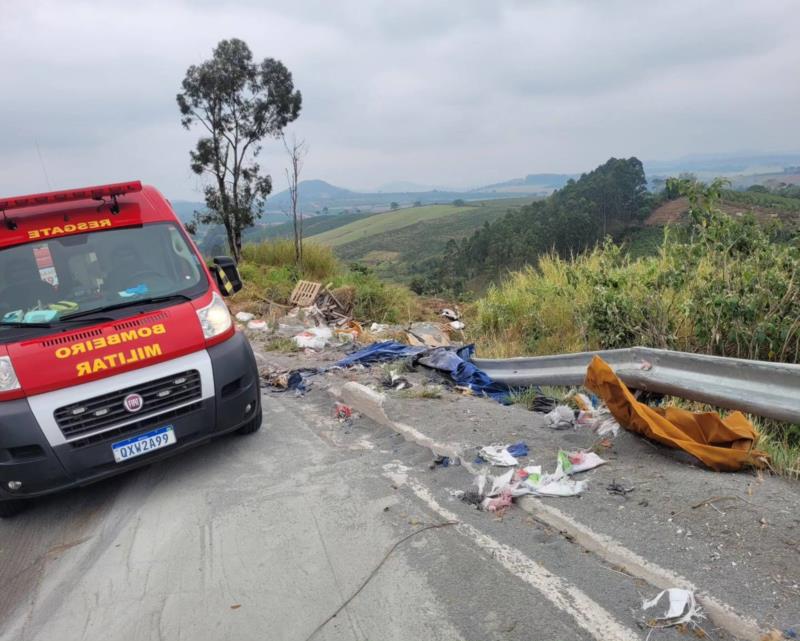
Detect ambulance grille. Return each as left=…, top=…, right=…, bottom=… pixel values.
left=54, top=369, right=202, bottom=439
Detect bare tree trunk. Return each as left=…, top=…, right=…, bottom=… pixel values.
left=283, top=135, right=308, bottom=271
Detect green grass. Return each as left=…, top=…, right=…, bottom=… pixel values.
left=262, top=336, right=301, bottom=352
left=320, top=198, right=532, bottom=283
left=241, top=239, right=338, bottom=282
left=246, top=210, right=382, bottom=243
left=233, top=238, right=424, bottom=325
left=722, top=189, right=800, bottom=213
left=399, top=386, right=443, bottom=400
left=310, top=204, right=464, bottom=246
left=309, top=199, right=531, bottom=248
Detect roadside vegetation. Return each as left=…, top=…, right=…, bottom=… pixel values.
left=233, top=239, right=423, bottom=323
left=473, top=179, right=800, bottom=476
left=473, top=180, right=800, bottom=363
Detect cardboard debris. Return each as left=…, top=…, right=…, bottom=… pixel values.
left=405, top=322, right=451, bottom=347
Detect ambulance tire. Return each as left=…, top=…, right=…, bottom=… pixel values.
left=236, top=406, right=263, bottom=435
left=0, top=499, right=27, bottom=518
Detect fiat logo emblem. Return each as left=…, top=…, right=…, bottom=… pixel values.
left=123, top=393, right=144, bottom=413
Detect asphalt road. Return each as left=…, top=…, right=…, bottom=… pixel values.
left=0, top=387, right=723, bottom=641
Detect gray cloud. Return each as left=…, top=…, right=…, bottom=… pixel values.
left=1, top=0, right=798, bottom=199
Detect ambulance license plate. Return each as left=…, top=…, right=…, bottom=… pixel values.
left=112, top=426, right=176, bottom=463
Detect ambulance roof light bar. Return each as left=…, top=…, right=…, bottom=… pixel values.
left=0, top=181, right=142, bottom=214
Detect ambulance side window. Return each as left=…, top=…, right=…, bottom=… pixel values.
left=168, top=227, right=201, bottom=283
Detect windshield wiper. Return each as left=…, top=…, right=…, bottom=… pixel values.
left=61, top=294, right=192, bottom=321
left=0, top=321, right=56, bottom=328
left=0, top=316, right=117, bottom=329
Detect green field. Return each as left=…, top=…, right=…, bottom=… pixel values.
left=315, top=198, right=532, bottom=282
left=309, top=200, right=530, bottom=247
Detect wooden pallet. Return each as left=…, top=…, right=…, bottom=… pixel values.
left=289, top=280, right=322, bottom=307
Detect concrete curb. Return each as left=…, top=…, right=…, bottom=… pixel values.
left=330, top=381, right=765, bottom=641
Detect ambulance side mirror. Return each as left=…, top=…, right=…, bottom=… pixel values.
left=211, top=256, right=243, bottom=296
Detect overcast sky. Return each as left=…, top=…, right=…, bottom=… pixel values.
left=2, top=0, right=798, bottom=200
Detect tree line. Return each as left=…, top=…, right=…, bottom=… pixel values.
left=410, top=157, right=652, bottom=295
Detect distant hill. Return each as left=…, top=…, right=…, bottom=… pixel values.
left=474, top=173, right=576, bottom=194
left=374, top=181, right=443, bottom=193
left=267, top=179, right=355, bottom=211
left=644, top=152, right=800, bottom=177
left=265, top=179, right=521, bottom=215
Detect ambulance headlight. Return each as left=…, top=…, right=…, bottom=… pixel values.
left=0, top=357, right=20, bottom=392
left=197, top=292, right=232, bottom=339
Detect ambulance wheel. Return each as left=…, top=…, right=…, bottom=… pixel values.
left=236, top=406, right=263, bottom=435
left=0, top=499, right=27, bottom=518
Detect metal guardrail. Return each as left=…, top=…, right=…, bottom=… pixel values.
left=473, top=347, right=800, bottom=424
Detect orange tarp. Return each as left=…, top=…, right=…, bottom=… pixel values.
left=584, top=356, right=767, bottom=472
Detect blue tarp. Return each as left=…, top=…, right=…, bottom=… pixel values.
left=334, top=341, right=428, bottom=368
left=418, top=345, right=512, bottom=404
left=335, top=341, right=512, bottom=404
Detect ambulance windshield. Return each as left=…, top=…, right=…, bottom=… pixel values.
left=0, top=223, right=206, bottom=330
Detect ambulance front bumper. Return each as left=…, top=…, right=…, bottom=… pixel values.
left=0, top=332, right=260, bottom=501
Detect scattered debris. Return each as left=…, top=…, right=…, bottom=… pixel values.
left=577, top=406, right=622, bottom=437
left=334, top=320, right=362, bottom=342
left=506, top=442, right=529, bottom=458
left=406, top=322, right=451, bottom=347
left=460, top=490, right=483, bottom=506
left=515, top=458, right=587, bottom=497
left=448, top=320, right=465, bottom=331
left=477, top=442, right=528, bottom=466
left=430, top=455, right=455, bottom=469
left=335, top=341, right=428, bottom=367
left=607, top=480, right=635, bottom=498
left=417, top=346, right=512, bottom=403
left=334, top=403, right=353, bottom=422
left=259, top=367, right=314, bottom=394
left=642, top=588, right=702, bottom=628
left=335, top=341, right=513, bottom=404
left=544, top=405, right=575, bottom=430
left=235, top=311, right=255, bottom=322
left=246, top=319, right=268, bottom=331
left=483, top=488, right=513, bottom=512
left=440, top=308, right=460, bottom=321
left=293, top=326, right=332, bottom=350
left=560, top=450, right=606, bottom=474
left=487, top=469, right=515, bottom=496
left=289, top=280, right=322, bottom=307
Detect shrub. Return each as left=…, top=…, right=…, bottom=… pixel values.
left=472, top=183, right=800, bottom=363
left=234, top=239, right=421, bottom=322
left=241, top=239, right=338, bottom=282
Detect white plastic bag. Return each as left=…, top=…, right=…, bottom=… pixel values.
left=479, top=445, right=518, bottom=466
left=292, top=326, right=332, bottom=350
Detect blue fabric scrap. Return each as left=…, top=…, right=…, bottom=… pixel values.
left=334, top=341, right=512, bottom=404
left=506, top=441, right=529, bottom=458
left=334, top=341, right=428, bottom=368
left=417, top=345, right=512, bottom=404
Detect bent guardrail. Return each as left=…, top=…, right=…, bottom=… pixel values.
left=473, top=347, right=800, bottom=424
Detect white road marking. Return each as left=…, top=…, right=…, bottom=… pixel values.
left=384, top=463, right=640, bottom=641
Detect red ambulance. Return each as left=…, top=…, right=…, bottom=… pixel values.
left=0, top=181, right=262, bottom=516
